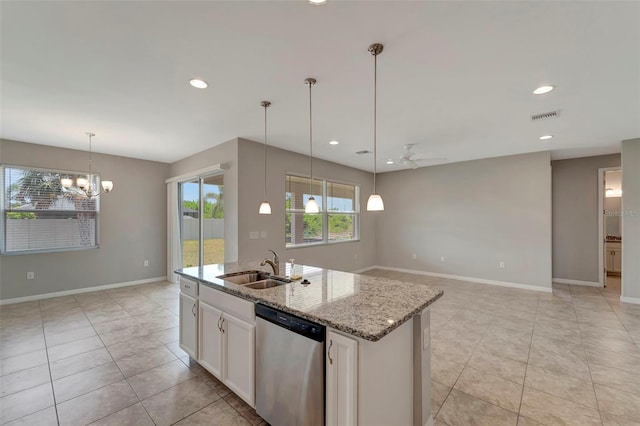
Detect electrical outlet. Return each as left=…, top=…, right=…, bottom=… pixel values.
left=260, top=231, right=267, bottom=239
left=412, top=253, right=417, bottom=260
left=143, top=260, right=149, bottom=267
left=440, top=256, right=445, bottom=262
left=249, top=231, right=259, bottom=240
left=27, top=272, right=35, bottom=280
left=499, top=261, right=506, bottom=269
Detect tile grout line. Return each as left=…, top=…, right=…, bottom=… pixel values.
left=515, top=292, right=539, bottom=423
left=568, top=284, right=606, bottom=425
left=37, top=299, right=61, bottom=426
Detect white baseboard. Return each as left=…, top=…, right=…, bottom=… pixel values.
left=553, top=278, right=602, bottom=287
left=365, top=265, right=553, bottom=293
left=0, top=276, right=168, bottom=305
left=620, top=296, right=640, bottom=305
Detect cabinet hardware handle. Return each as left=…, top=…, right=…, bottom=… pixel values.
left=221, top=318, right=225, bottom=334
left=218, top=315, right=223, bottom=331
left=328, top=339, right=333, bottom=365
left=192, top=303, right=196, bottom=317
left=184, top=284, right=190, bottom=289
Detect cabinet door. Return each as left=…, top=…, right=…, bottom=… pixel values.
left=222, top=313, right=255, bottom=407
left=612, top=248, right=622, bottom=273
left=326, top=330, right=358, bottom=426
left=179, top=293, right=198, bottom=358
left=199, top=301, right=223, bottom=379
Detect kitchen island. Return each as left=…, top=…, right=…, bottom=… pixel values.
left=176, top=261, right=443, bottom=426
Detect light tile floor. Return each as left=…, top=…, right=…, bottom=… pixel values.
left=0, top=282, right=264, bottom=426
left=1, top=271, right=639, bottom=425
left=363, top=269, right=640, bottom=426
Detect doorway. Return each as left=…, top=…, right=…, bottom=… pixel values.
left=179, top=173, right=224, bottom=268
left=599, top=168, right=622, bottom=294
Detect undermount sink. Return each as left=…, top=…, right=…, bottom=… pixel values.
left=217, top=270, right=292, bottom=289
left=243, top=279, right=287, bottom=290
left=217, top=270, right=271, bottom=284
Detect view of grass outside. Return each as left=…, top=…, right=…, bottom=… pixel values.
left=182, top=239, right=224, bottom=267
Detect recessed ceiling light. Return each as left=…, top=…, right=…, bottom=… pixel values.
left=189, top=79, right=208, bottom=89
left=386, top=159, right=394, bottom=164
left=329, top=140, right=339, bottom=145
left=533, top=85, right=554, bottom=95
left=309, top=0, right=327, bottom=5
left=539, top=135, right=553, bottom=140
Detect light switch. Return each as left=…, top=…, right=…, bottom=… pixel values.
left=260, top=231, right=268, bottom=239
left=249, top=231, right=259, bottom=240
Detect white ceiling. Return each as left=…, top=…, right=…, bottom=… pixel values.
left=1, top=1, right=639, bottom=172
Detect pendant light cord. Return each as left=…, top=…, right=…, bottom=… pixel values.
left=309, top=81, right=313, bottom=197
left=264, top=104, right=268, bottom=200
left=88, top=133, right=93, bottom=173
left=373, top=52, right=377, bottom=194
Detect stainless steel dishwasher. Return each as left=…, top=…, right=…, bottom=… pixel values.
left=255, top=303, right=325, bottom=426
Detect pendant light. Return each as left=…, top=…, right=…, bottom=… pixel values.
left=259, top=101, right=272, bottom=215
left=305, top=78, right=320, bottom=214
left=366, top=43, right=384, bottom=211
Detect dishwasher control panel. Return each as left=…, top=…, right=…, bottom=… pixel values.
left=256, top=303, right=325, bottom=342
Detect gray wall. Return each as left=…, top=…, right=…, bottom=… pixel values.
left=551, top=154, right=621, bottom=282
left=0, top=139, right=170, bottom=300
left=169, top=138, right=239, bottom=262
left=622, top=138, right=640, bottom=299
left=168, top=137, right=376, bottom=271
left=236, top=138, right=376, bottom=272
left=375, top=151, right=553, bottom=289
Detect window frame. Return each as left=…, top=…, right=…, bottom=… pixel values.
left=1, top=164, right=101, bottom=255
left=285, top=174, right=360, bottom=249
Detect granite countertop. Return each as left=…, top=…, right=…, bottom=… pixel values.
left=176, top=261, right=443, bottom=342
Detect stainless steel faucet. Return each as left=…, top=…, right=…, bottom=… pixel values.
left=260, top=249, right=279, bottom=275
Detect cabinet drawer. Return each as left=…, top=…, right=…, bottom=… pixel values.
left=180, top=277, right=198, bottom=297
left=199, top=285, right=255, bottom=324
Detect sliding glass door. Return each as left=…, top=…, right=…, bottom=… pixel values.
left=179, top=173, right=224, bottom=268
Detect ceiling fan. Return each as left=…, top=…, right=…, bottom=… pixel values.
left=398, top=144, right=447, bottom=169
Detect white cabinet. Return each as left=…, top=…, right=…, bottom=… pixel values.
left=198, top=301, right=223, bottom=377
left=179, top=293, right=198, bottom=358
left=222, top=313, right=255, bottom=406
left=605, top=242, right=622, bottom=275
left=198, top=285, right=256, bottom=407
left=326, top=330, right=358, bottom=426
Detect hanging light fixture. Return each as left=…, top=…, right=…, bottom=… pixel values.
left=60, top=132, right=114, bottom=198
left=259, top=101, right=272, bottom=215
left=305, top=78, right=320, bottom=214
left=366, top=43, right=384, bottom=211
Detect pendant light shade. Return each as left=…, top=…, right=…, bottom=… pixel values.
left=305, top=197, right=319, bottom=213
left=304, top=78, right=319, bottom=214
left=259, top=202, right=272, bottom=214
left=367, top=43, right=384, bottom=211
left=259, top=101, right=272, bottom=215
left=367, top=194, right=384, bottom=211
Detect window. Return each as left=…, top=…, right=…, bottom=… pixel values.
left=1, top=165, right=100, bottom=254
left=285, top=175, right=359, bottom=247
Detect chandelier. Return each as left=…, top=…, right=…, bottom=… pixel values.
left=60, top=132, right=114, bottom=198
